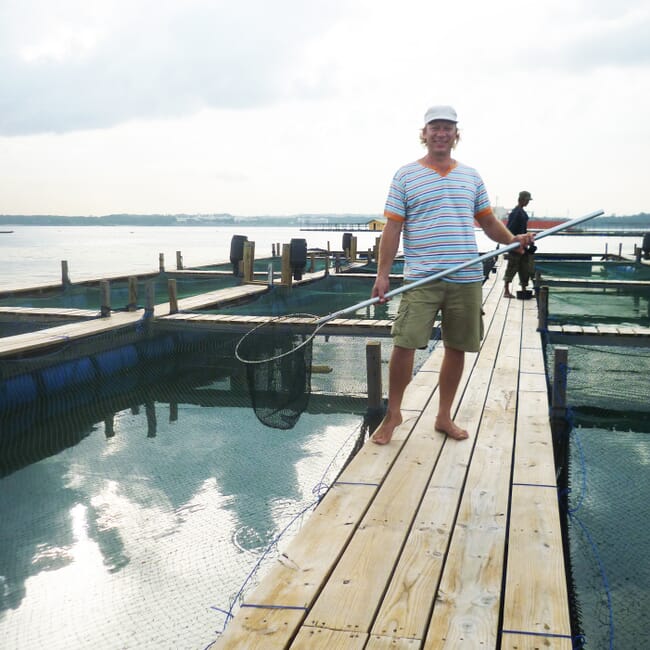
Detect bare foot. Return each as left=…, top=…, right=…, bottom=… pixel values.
left=370, top=411, right=403, bottom=445
left=435, top=417, right=469, bottom=440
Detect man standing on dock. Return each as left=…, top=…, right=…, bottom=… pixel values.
left=503, top=190, right=535, bottom=298
left=370, top=105, right=534, bottom=444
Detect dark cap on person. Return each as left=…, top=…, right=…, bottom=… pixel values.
left=424, top=105, right=458, bottom=124
left=519, top=190, right=532, bottom=200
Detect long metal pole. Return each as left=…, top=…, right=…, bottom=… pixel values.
left=318, top=209, right=604, bottom=324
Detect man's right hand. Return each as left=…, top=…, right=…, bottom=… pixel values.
left=372, top=275, right=391, bottom=303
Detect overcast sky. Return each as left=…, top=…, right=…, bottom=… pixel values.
left=1, top=0, right=649, bottom=218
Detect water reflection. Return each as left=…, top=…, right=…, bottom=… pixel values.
left=0, top=332, right=365, bottom=647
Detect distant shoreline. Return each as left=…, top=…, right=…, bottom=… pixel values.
left=1, top=212, right=648, bottom=231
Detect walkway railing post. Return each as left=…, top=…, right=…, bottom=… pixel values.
left=128, top=276, right=138, bottom=311
left=281, top=244, right=292, bottom=286
left=168, top=278, right=178, bottom=314
left=61, top=260, right=70, bottom=286
left=100, top=280, right=111, bottom=317
left=366, top=341, right=384, bottom=435
left=537, top=285, right=549, bottom=331
left=550, top=346, right=571, bottom=447
left=243, top=241, right=255, bottom=283
left=144, top=281, right=155, bottom=327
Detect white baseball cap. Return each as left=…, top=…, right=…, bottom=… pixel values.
left=424, top=105, right=458, bottom=124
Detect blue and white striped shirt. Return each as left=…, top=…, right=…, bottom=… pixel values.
left=384, top=160, right=492, bottom=283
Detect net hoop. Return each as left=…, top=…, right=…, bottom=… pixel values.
left=235, top=313, right=321, bottom=365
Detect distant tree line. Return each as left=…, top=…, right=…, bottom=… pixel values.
left=0, top=212, right=648, bottom=228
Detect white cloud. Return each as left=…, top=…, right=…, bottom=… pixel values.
left=0, top=0, right=649, bottom=217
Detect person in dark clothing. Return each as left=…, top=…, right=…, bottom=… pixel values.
left=504, top=190, right=535, bottom=298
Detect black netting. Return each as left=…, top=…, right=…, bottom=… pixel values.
left=546, top=343, right=650, bottom=649
left=235, top=316, right=318, bottom=430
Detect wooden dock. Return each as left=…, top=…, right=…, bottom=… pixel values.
left=213, top=264, right=573, bottom=649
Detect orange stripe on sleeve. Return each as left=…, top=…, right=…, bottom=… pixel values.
left=474, top=207, right=494, bottom=220
left=384, top=210, right=405, bottom=223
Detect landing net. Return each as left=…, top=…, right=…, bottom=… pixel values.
left=235, top=315, right=317, bottom=430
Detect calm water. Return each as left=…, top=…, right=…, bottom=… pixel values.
left=1, top=224, right=644, bottom=291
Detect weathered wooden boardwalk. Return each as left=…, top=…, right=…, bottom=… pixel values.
left=214, top=263, right=573, bottom=649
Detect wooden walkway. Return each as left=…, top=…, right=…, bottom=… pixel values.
left=214, top=264, right=572, bottom=649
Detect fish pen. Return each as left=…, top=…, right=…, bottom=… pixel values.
left=537, top=256, right=650, bottom=650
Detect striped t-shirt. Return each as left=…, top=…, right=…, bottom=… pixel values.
left=384, top=160, right=493, bottom=283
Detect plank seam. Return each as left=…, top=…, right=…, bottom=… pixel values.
left=502, top=628, right=573, bottom=640
left=512, top=482, right=557, bottom=489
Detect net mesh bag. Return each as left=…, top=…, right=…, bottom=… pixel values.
left=236, top=315, right=316, bottom=430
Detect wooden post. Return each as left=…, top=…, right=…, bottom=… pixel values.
left=146, top=401, right=157, bottom=438
left=281, top=243, right=292, bottom=286
left=159, top=253, right=165, bottom=272
left=374, top=236, right=381, bottom=262
left=168, top=278, right=178, bottom=314
left=366, top=341, right=383, bottom=410
left=104, top=415, right=115, bottom=438
left=537, top=285, right=549, bottom=331
left=365, top=341, right=384, bottom=435
left=176, top=250, right=183, bottom=270
left=128, top=276, right=138, bottom=311
left=551, top=346, right=569, bottom=423
left=145, top=281, right=155, bottom=321
left=243, top=240, right=255, bottom=282
left=100, top=280, right=111, bottom=317
left=272, top=243, right=276, bottom=257
left=618, top=242, right=622, bottom=258
left=351, top=236, right=358, bottom=262
left=61, top=260, right=70, bottom=286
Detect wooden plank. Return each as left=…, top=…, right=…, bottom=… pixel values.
left=370, top=289, right=511, bottom=642
left=214, top=482, right=377, bottom=648
left=366, top=635, right=422, bottom=649
left=0, top=310, right=145, bottom=357
left=0, top=306, right=99, bottom=318
left=501, top=486, right=572, bottom=649
left=512, top=374, right=556, bottom=487
left=291, top=627, right=368, bottom=648
left=422, top=300, right=522, bottom=649
left=304, top=405, right=445, bottom=633
left=214, top=608, right=305, bottom=649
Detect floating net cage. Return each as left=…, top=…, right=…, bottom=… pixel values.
left=535, top=258, right=650, bottom=281
left=536, top=259, right=650, bottom=330
left=0, top=312, right=377, bottom=648
left=0, top=273, right=242, bottom=311
left=546, top=339, right=650, bottom=645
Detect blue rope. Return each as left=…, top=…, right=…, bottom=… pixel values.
left=568, top=509, right=615, bottom=650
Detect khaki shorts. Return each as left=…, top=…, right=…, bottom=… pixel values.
left=391, top=280, right=483, bottom=352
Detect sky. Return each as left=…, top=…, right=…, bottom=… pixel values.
left=1, top=0, right=649, bottom=219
